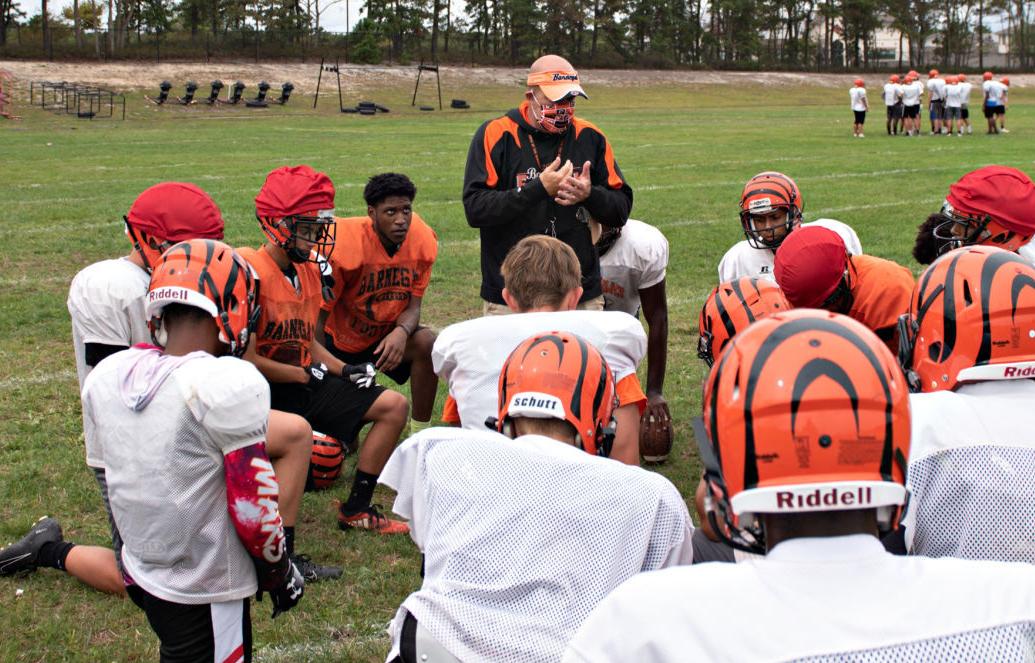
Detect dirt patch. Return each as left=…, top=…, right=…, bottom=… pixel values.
left=3, top=60, right=1027, bottom=93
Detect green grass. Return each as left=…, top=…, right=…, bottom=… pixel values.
left=0, top=76, right=1032, bottom=661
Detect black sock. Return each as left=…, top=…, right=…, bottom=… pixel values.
left=342, top=470, right=378, bottom=515
left=37, top=541, right=76, bottom=571
left=284, top=527, right=295, bottom=559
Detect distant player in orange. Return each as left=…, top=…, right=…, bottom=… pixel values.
left=240, top=165, right=410, bottom=536
left=319, top=173, right=439, bottom=433
left=775, top=225, right=914, bottom=352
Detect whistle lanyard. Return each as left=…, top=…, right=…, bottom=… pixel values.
left=526, top=131, right=566, bottom=237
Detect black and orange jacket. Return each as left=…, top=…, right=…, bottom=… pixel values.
left=462, top=101, right=633, bottom=305
left=238, top=247, right=322, bottom=369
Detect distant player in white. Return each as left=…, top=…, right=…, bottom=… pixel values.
left=998, top=76, right=1010, bottom=132
left=82, top=239, right=304, bottom=660
left=433, top=235, right=647, bottom=465
left=898, top=246, right=1035, bottom=563
left=944, top=75, right=963, bottom=136
left=883, top=73, right=904, bottom=136
left=926, top=69, right=946, bottom=134
left=717, top=171, right=862, bottom=282
left=591, top=217, right=672, bottom=461
left=958, top=73, right=973, bottom=134
left=982, top=71, right=1002, bottom=134
left=901, top=72, right=922, bottom=135
left=383, top=330, right=693, bottom=663
left=849, top=78, right=868, bottom=137
left=564, top=310, right=1035, bottom=663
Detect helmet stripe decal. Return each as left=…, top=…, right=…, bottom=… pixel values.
left=569, top=334, right=590, bottom=420
left=979, top=249, right=1035, bottom=364
left=790, top=358, right=860, bottom=434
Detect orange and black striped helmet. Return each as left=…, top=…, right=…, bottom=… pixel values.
left=308, top=431, right=345, bottom=491
left=696, top=309, right=910, bottom=554
left=898, top=245, right=1035, bottom=392
left=145, top=239, right=260, bottom=357
left=698, top=277, right=790, bottom=367
left=496, top=331, right=617, bottom=456
left=738, top=171, right=804, bottom=249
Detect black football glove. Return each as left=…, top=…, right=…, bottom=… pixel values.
left=256, top=560, right=305, bottom=619
left=306, top=362, right=330, bottom=390
left=343, top=362, right=376, bottom=389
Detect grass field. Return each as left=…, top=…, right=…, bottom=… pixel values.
left=0, top=73, right=1032, bottom=661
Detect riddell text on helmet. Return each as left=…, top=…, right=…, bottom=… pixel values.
left=776, top=486, right=873, bottom=509
left=148, top=287, right=189, bottom=303
left=1003, top=365, right=1035, bottom=378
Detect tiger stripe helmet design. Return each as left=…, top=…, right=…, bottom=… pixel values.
left=697, top=277, right=790, bottom=367
left=738, top=171, right=804, bottom=249
left=145, top=239, right=260, bottom=357
left=496, top=331, right=617, bottom=457
left=898, top=245, right=1035, bottom=393
left=308, top=432, right=345, bottom=490
left=697, top=309, right=910, bottom=555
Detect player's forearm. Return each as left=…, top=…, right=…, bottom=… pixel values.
left=395, top=297, right=423, bottom=335
left=646, top=315, right=668, bottom=395
left=463, top=180, right=548, bottom=227
left=224, top=442, right=291, bottom=589
left=249, top=353, right=307, bottom=384
left=584, top=184, right=632, bottom=227
left=310, top=341, right=345, bottom=375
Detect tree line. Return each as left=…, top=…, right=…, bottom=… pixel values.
left=2, top=0, right=1033, bottom=69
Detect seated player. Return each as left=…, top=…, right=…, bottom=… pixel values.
left=432, top=235, right=648, bottom=465
left=319, top=173, right=439, bottom=434
left=83, top=239, right=304, bottom=660
left=381, top=331, right=693, bottom=663
left=775, top=225, right=913, bottom=352
left=240, top=165, right=410, bottom=536
left=912, top=166, right=1035, bottom=265
left=897, top=246, right=1035, bottom=562
left=717, top=171, right=862, bottom=282
left=591, top=217, right=672, bottom=461
left=564, top=310, right=1035, bottom=662
left=0, top=183, right=313, bottom=595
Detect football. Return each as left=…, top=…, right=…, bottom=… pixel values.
left=639, top=413, right=674, bottom=464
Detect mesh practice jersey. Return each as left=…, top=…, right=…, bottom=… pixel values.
left=904, top=380, right=1035, bottom=563
left=718, top=219, right=863, bottom=282
left=380, top=428, right=694, bottom=663
left=564, top=534, right=1035, bottom=663
left=599, top=219, right=669, bottom=316
left=82, top=347, right=269, bottom=604
left=432, top=310, right=647, bottom=429
left=68, top=257, right=151, bottom=391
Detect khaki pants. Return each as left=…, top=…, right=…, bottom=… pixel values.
left=482, top=294, right=604, bottom=316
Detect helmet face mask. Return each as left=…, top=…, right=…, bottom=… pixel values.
left=259, top=211, right=336, bottom=264
left=739, top=172, right=804, bottom=250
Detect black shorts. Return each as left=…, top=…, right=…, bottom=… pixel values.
left=886, top=104, right=903, bottom=119
left=904, top=105, right=920, bottom=119
left=961, top=106, right=970, bottom=119
left=92, top=467, right=124, bottom=575
left=127, top=585, right=251, bottom=663
left=996, top=105, right=1006, bottom=115
left=326, top=333, right=420, bottom=386
left=853, top=110, right=866, bottom=124
left=984, top=104, right=996, bottom=118
left=929, top=99, right=945, bottom=120
left=270, top=375, right=384, bottom=444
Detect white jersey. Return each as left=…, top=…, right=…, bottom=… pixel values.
left=599, top=218, right=669, bottom=316
left=564, top=534, right=1035, bottom=663
left=883, top=83, right=903, bottom=106
left=927, top=77, right=946, bottom=101
left=1018, top=241, right=1035, bottom=266
left=67, top=257, right=151, bottom=391
left=945, top=82, right=963, bottom=108
left=904, top=381, right=1035, bottom=563
left=960, top=81, right=974, bottom=105
left=985, top=80, right=1004, bottom=105
left=381, top=428, right=694, bottom=663
left=433, top=310, right=646, bottom=429
left=82, top=347, right=269, bottom=604
left=902, top=80, right=922, bottom=106
left=849, top=87, right=867, bottom=111
left=717, top=218, right=863, bottom=283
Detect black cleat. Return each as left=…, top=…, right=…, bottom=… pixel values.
left=0, top=516, right=63, bottom=576
left=291, top=554, right=342, bottom=583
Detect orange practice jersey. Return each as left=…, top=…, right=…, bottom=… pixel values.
left=848, top=254, right=916, bottom=350
left=238, top=247, right=323, bottom=368
left=323, top=214, right=438, bottom=353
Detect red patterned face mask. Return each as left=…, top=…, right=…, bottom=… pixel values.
left=529, top=93, right=575, bottom=134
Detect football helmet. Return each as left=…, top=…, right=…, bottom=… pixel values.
left=853, top=78, right=864, bottom=87
left=958, top=73, right=967, bottom=81
left=308, top=432, right=345, bottom=491
left=124, top=182, right=225, bottom=272
left=494, top=331, right=617, bottom=457
left=889, top=74, right=900, bottom=83
left=697, top=277, right=790, bottom=367
left=738, top=171, right=804, bottom=249
left=983, top=71, right=994, bottom=80
left=932, top=166, right=1035, bottom=254
left=697, top=309, right=910, bottom=555
left=255, top=165, right=336, bottom=264
left=898, top=245, right=1035, bottom=393
left=145, top=239, right=260, bottom=357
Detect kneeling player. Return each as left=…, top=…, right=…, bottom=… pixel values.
left=240, top=165, right=410, bottom=535
left=382, top=331, right=693, bottom=662
left=83, top=240, right=304, bottom=661
left=565, top=310, right=1035, bottom=662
